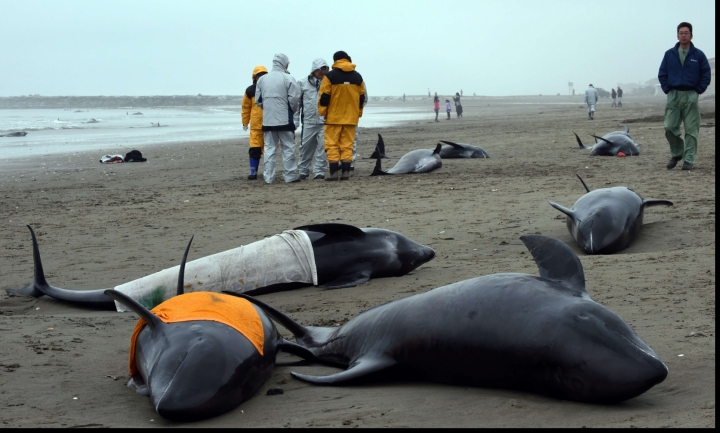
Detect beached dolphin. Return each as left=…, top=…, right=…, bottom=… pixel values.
left=105, top=237, right=315, bottom=421
left=0, top=131, right=28, bottom=137
left=367, top=134, right=390, bottom=159
left=438, top=140, right=490, bottom=158
left=8, top=223, right=435, bottom=311
left=371, top=143, right=442, bottom=175
left=549, top=175, right=673, bottom=254
left=573, top=126, right=640, bottom=156
left=231, top=234, right=668, bottom=404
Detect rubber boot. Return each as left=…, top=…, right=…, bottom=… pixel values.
left=325, top=162, right=340, bottom=181
left=340, top=162, right=351, bottom=180
left=248, top=158, right=260, bottom=180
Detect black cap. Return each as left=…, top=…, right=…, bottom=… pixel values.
left=333, top=51, right=351, bottom=62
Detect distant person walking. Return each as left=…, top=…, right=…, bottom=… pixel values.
left=297, top=58, right=330, bottom=180
left=255, top=53, right=302, bottom=183
left=445, top=99, right=452, bottom=119
left=611, top=88, right=617, bottom=107
left=241, top=65, right=268, bottom=180
left=318, top=50, right=367, bottom=181
left=616, top=86, right=623, bottom=107
left=584, top=84, right=599, bottom=120
left=433, top=95, right=440, bottom=122
left=453, top=92, right=463, bottom=117
left=658, top=21, right=711, bottom=171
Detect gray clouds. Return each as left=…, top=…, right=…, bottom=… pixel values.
left=0, top=0, right=715, bottom=97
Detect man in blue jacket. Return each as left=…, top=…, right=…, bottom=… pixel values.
left=658, top=22, right=712, bottom=171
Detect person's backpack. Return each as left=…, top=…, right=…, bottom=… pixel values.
left=124, top=149, right=147, bottom=162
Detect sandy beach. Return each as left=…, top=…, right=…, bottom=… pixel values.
left=0, top=94, right=715, bottom=428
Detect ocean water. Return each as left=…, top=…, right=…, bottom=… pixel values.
left=0, top=106, right=427, bottom=160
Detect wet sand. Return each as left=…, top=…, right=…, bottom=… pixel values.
left=0, top=94, right=715, bottom=427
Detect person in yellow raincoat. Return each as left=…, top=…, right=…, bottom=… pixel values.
left=318, top=51, right=366, bottom=181
left=241, top=66, right=268, bottom=180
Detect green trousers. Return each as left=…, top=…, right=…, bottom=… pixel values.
left=664, top=89, right=700, bottom=165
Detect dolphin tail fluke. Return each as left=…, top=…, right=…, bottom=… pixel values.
left=548, top=201, right=575, bottom=219
left=368, top=134, right=389, bottom=159
left=575, top=174, right=591, bottom=193
left=370, top=150, right=389, bottom=176
left=291, top=356, right=397, bottom=385
left=520, top=235, right=587, bottom=294
left=573, top=131, right=589, bottom=149
left=642, top=199, right=674, bottom=208
left=105, top=289, right=164, bottom=329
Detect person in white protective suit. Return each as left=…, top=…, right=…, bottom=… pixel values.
left=296, top=58, right=330, bottom=180
left=584, top=83, right=599, bottom=120
left=255, top=53, right=302, bottom=183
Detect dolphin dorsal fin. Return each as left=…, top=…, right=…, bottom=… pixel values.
left=104, top=289, right=164, bottom=329
left=176, top=235, right=194, bottom=296
left=520, top=235, right=587, bottom=295
left=548, top=201, right=576, bottom=220
left=591, top=134, right=615, bottom=147
left=439, top=140, right=463, bottom=149
left=576, top=174, right=591, bottom=192
left=293, top=223, right=366, bottom=237
left=432, top=143, right=442, bottom=154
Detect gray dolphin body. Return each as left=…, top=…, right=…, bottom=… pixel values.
left=105, top=238, right=314, bottom=422
left=0, top=131, right=28, bottom=137
left=438, top=140, right=490, bottom=158
left=8, top=223, right=435, bottom=309
left=234, top=235, right=668, bottom=404
left=371, top=142, right=442, bottom=175
left=574, top=126, right=640, bottom=156
left=549, top=175, right=673, bottom=254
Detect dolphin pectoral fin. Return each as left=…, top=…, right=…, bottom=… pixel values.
left=104, top=289, right=164, bottom=329
left=591, top=134, right=616, bottom=149
left=223, top=293, right=311, bottom=341
left=127, top=375, right=150, bottom=396
left=520, top=235, right=587, bottom=295
left=278, top=338, right=317, bottom=363
left=439, top=140, right=463, bottom=149
left=642, top=199, right=674, bottom=208
left=573, top=132, right=589, bottom=149
left=291, top=356, right=397, bottom=385
left=576, top=174, right=591, bottom=193
left=548, top=201, right=575, bottom=219
left=319, top=270, right=371, bottom=289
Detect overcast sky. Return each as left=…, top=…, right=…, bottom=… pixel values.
left=1, top=0, right=715, bottom=97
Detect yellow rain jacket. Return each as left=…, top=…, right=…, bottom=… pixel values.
left=318, top=59, right=366, bottom=125
left=242, top=66, right=267, bottom=131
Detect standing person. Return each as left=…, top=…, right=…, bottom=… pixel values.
left=318, top=50, right=366, bottom=181
left=255, top=53, right=301, bottom=184
left=445, top=99, right=452, bottom=119
left=297, top=58, right=330, bottom=180
left=658, top=22, right=711, bottom=171
left=453, top=92, right=463, bottom=117
left=611, top=88, right=617, bottom=107
left=616, top=86, right=623, bottom=107
left=433, top=95, right=440, bottom=122
left=241, top=65, right=268, bottom=180
left=584, top=84, right=599, bottom=120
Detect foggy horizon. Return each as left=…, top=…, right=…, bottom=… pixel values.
left=1, top=0, right=715, bottom=98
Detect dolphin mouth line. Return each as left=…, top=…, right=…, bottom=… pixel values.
left=605, top=324, right=660, bottom=362
left=154, top=353, right=189, bottom=412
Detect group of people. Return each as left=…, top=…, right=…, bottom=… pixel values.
left=585, top=22, right=710, bottom=171
left=241, top=51, right=367, bottom=183
left=432, top=92, right=463, bottom=121
left=610, top=87, right=623, bottom=107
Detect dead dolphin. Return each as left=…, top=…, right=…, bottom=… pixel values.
left=549, top=175, right=673, bottom=254
left=231, top=234, right=668, bottom=404
left=105, top=236, right=314, bottom=421
left=371, top=143, right=442, bottom=175
left=0, top=131, right=28, bottom=137
left=438, top=140, right=490, bottom=158
left=8, top=223, right=435, bottom=310
left=573, top=126, right=640, bottom=156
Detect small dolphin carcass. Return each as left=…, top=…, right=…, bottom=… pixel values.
left=573, top=126, right=640, bottom=156
left=8, top=223, right=435, bottom=311
left=232, top=234, right=668, bottom=404
left=371, top=140, right=442, bottom=175
left=549, top=175, right=673, bottom=254
left=106, top=237, right=314, bottom=421
left=438, top=140, right=490, bottom=158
